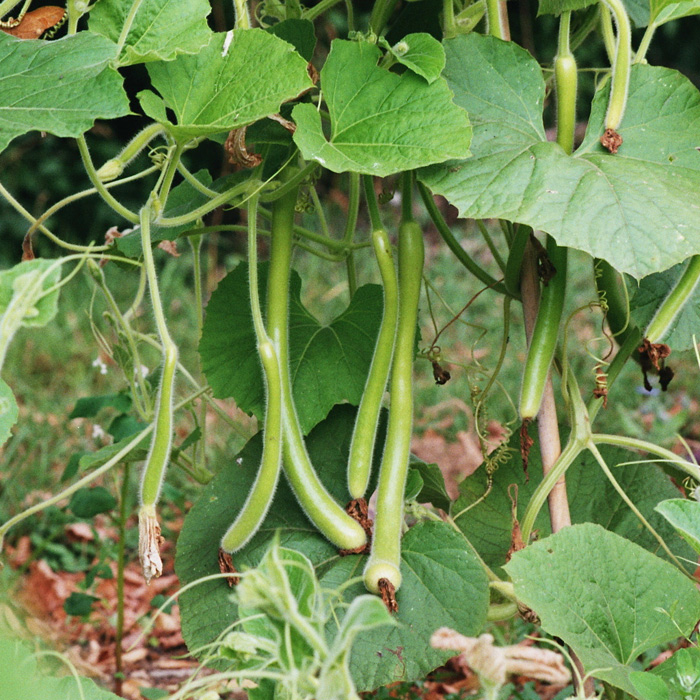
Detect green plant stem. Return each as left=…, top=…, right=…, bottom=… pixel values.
left=259, top=209, right=368, bottom=252
left=455, top=0, right=487, bottom=33
left=570, top=5, right=601, bottom=53
left=156, top=142, right=186, bottom=213
left=369, top=0, right=399, bottom=34
left=22, top=165, right=159, bottom=252
left=308, top=183, right=330, bottom=239
left=76, top=136, right=140, bottom=224
left=591, top=433, right=700, bottom=482
left=259, top=161, right=317, bottom=203
left=443, top=0, right=457, bottom=37
left=114, top=462, right=130, bottom=695
left=124, top=266, right=148, bottom=322
left=363, top=175, right=383, bottom=232
left=176, top=162, right=219, bottom=198
left=157, top=179, right=258, bottom=227
left=114, top=0, right=144, bottom=58
left=504, top=224, right=530, bottom=297
left=476, top=220, right=506, bottom=272
left=635, top=23, right=657, bottom=63
left=221, top=194, right=284, bottom=552
left=586, top=441, right=692, bottom=575
left=417, top=182, right=508, bottom=295
left=520, top=425, right=586, bottom=544
left=478, top=296, right=512, bottom=402
left=189, top=234, right=209, bottom=480
left=0, top=0, right=23, bottom=20
left=302, top=0, right=343, bottom=20
left=88, top=261, right=150, bottom=419
left=345, top=0, right=355, bottom=30
left=344, top=173, right=361, bottom=296
left=233, top=0, right=251, bottom=28
left=601, top=0, right=632, bottom=130
left=364, top=216, right=424, bottom=595
left=645, top=255, right=700, bottom=343
left=486, top=0, right=508, bottom=39
left=267, top=175, right=366, bottom=551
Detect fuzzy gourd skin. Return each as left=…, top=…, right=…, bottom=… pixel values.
left=347, top=227, right=398, bottom=500
left=220, top=199, right=284, bottom=553
left=519, top=237, right=567, bottom=421
left=267, top=180, right=367, bottom=551
left=363, top=219, right=424, bottom=596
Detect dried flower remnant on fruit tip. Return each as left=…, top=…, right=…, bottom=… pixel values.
left=431, top=628, right=571, bottom=691
left=379, top=578, right=398, bottom=613
left=139, top=504, right=164, bottom=584
left=218, top=547, right=240, bottom=587
left=341, top=497, right=373, bottom=552
left=601, top=128, right=623, bottom=154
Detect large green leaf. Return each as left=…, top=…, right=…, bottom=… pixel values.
left=0, top=378, right=18, bottom=448
left=537, top=0, right=597, bottom=16
left=199, top=263, right=383, bottom=435
left=319, top=521, right=488, bottom=691
left=418, top=34, right=700, bottom=278
left=454, top=430, right=696, bottom=575
left=379, top=33, right=446, bottom=84
left=655, top=498, right=700, bottom=555
left=0, top=636, right=122, bottom=700
left=176, top=405, right=489, bottom=692
left=292, top=39, right=471, bottom=175
left=650, top=0, right=700, bottom=25
left=0, top=32, right=129, bottom=152
left=626, top=260, right=700, bottom=352
left=139, top=29, right=313, bottom=140
left=0, top=259, right=62, bottom=329
left=646, top=647, right=700, bottom=700
left=505, top=524, right=700, bottom=697
left=89, top=0, right=212, bottom=66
